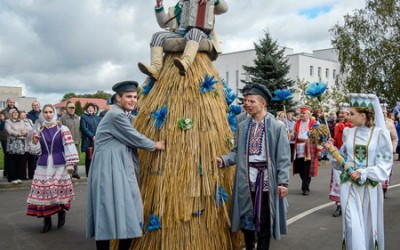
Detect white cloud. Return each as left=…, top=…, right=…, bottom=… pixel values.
left=0, top=0, right=366, bottom=104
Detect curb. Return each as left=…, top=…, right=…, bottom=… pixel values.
left=0, top=177, right=88, bottom=191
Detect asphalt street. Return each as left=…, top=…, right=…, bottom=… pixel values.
left=0, top=161, right=399, bottom=250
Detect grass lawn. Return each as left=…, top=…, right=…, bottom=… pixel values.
left=0, top=146, right=86, bottom=170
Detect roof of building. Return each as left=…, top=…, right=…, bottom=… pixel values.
left=54, top=97, right=108, bottom=109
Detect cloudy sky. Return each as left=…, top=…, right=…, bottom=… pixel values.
left=0, top=0, right=365, bottom=105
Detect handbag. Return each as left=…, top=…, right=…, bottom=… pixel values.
left=87, top=146, right=94, bottom=160
left=8, top=136, right=26, bottom=155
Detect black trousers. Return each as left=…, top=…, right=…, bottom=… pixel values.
left=96, top=239, right=132, bottom=250
left=7, top=153, right=26, bottom=182
left=25, top=152, right=37, bottom=179
left=85, top=151, right=92, bottom=177
left=242, top=191, right=271, bottom=250
left=1, top=140, right=8, bottom=176
left=294, top=157, right=311, bottom=191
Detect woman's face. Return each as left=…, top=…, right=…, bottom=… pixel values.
left=19, top=113, right=27, bottom=120
left=12, top=111, right=19, bottom=119
left=87, top=106, right=95, bottom=114
left=43, top=106, right=55, bottom=121
left=349, top=108, right=366, bottom=126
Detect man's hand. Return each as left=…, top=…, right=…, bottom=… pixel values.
left=155, top=141, right=165, bottom=150
left=215, top=157, right=223, bottom=168
left=156, top=0, right=163, bottom=8
left=278, top=186, right=288, bottom=198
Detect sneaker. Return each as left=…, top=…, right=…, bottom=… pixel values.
left=16, top=179, right=22, bottom=183
left=11, top=180, right=19, bottom=184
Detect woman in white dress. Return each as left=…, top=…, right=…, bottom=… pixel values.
left=27, top=104, right=79, bottom=233
left=323, top=93, right=392, bottom=250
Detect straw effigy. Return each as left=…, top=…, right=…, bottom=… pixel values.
left=111, top=52, right=243, bottom=249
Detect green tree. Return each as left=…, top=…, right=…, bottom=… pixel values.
left=330, top=0, right=400, bottom=106
left=62, top=92, right=77, bottom=101
left=75, top=100, right=83, bottom=116
left=243, top=31, right=296, bottom=113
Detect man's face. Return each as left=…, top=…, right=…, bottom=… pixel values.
left=32, top=101, right=40, bottom=112
left=66, top=105, right=75, bottom=115
left=117, top=91, right=138, bottom=111
left=245, top=95, right=266, bottom=117
left=300, top=110, right=310, bottom=121
left=7, top=99, right=15, bottom=108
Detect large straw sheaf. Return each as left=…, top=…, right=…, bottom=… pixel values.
left=111, top=52, right=242, bottom=249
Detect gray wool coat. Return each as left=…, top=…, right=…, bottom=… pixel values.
left=221, top=113, right=290, bottom=239
left=86, top=104, right=156, bottom=240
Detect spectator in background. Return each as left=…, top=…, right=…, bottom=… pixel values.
left=0, top=113, right=8, bottom=177
left=287, top=111, right=296, bottom=162
left=5, top=109, right=27, bottom=183
left=27, top=101, right=41, bottom=124
left=80, top=103, right=101, bottom=176
left=20, top=111, right=35, bottom=179
left=60, top=102, right=81, bottom=179
left=1, top=97, right=18, bottom=119
left=57, top=107, right=66, bottom=120
left=99, top=94, right=116, bottom=118
left=396, top=114, right=400, bottom=161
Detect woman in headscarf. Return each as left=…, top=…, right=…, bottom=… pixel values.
left=27, top=104, right=79, bottom=233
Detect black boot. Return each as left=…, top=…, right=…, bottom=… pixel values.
left=332, top=205, right=341, bottom=217
left=41, top=216, right=52, bottom=233
left=58, top=210, right=66, bottom=228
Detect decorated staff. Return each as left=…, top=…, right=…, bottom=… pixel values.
left=305, top=81, right=330, bottom=136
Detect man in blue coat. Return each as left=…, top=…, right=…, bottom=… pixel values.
left=216, top=83, right=290, bottom=250
left=86, top=81, right=165, bottom=250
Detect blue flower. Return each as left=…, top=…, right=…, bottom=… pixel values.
left=214, top=186, right=228, bottom=206
left=200, top=74, right=218, bottom=93
left=227, top=112, right=237, bottom=133
left=152, top=105, right=168, bottom=130
left=272, top=89, right=292, bottom=102
left=224, top=89, right=238, bottom=105
left=229, top=104, right=242, bottom=115
left=306, top=82, right=328, bottom=98
left=146, top=214, right=161, bottom=231
left=192, top=209, right=205, bottom=217
left=142, top=78, right=155, bottom=95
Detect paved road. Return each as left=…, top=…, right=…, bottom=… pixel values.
left=0, top=161, right=399, bottom=250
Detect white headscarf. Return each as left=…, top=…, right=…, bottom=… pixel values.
left=33, top=105, right=59, bottom=133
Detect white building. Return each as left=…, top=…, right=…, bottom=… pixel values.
left=213, top=48, right=340, bottom=102
left=0, top=86, right=37, bottom=112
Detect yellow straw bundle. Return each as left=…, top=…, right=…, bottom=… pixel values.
left=112, top=52, right=243, bottom=249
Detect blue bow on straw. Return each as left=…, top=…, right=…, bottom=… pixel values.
left=200, top=74, right=218, bottom=93
left=272, top=89, right=292, bottom=103
left=306, top=82, right=328, bottom=100
left=229, top=104, right=242, bottom=115
left=227, top=112, right=237, bottom=133
left=142, top=78, right=155, bottom=95
left=192, top=209, right=205, bottom=217
left=146, top=214, right=161, bottom=231
left=152, top=105, right=168, bottom=130
left=215, top=186, right=228, bottom=206
left=224, top=87, right=238, bottom=105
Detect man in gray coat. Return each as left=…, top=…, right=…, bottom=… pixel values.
left=216, top=83, right=290, bottom=250
left=86, top=81, right=165, bottom=250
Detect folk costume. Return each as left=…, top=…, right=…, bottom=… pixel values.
left=328, top=94, right=392, bottom=250
left=27, top=106, right=78, bottom=232
left=138, top=0, right=228, bottom=78
left=220, top=84, right=290, bottom=250
left=293, top=106, right=320, bottom=195
left=86, top=81, right=157, bottom=243
left=329, top=103, right=352, bottom=216
left=380, top=103, right=398, bottom=196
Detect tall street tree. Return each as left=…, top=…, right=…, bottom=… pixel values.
left=331, top=0, right=400, bottom=105
left=243, top=31, right=296, bottom=113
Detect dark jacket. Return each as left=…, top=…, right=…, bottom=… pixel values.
left=27, top=109, right=41, bottom=124
left=80, top=113, right=101, bottom=152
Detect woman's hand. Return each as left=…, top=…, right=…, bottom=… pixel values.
left=66, top=165, right=74, bottom=174
left=32, top=133, right=40, bottom=144
left=349, top=171, right=361, bottom=181
left=278, top=186, right=288, bottom=198
left=199, top=0, right=207, bottom=4
left=322, top=141, right=333, bottom=151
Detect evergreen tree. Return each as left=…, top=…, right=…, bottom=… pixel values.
left=75, top=100, right=83, bottom=116
left=243, top=31, right=296, bottom=113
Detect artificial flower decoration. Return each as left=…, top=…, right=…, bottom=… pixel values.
left=146, top=214, right=161, bottom=231
left=272, top=89, right=292, bottom=103
left=306, top=81, right=328, bottom=100
left=227, top=112, right=238, bottom=133
left=224, top=87, right=238, bottom=105
left=214, top=186, right=228, bottom=206
left=142, top=78, right=155, bottom=95
left=200, top=74, right=218, bottom=93
left=198, top=164, right=203, bottom=176
left=192, top=209, right=205, bottom=217
left=178, top=118, right=193, bottom=130
left=152, top=105, right=168, bottom=130
left=229, top=104, right=242, bottom=115
left=226, top=136, right=234, bottom=148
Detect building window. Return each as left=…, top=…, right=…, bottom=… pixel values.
left=0, top=101, right=6, bottom=109
left=225, top=71, right=229, bottom=84
left=310, top=66, right=314, bottom=76
left=325, top=68, right=329, bottom=78
left=333, top=69, right=336, bottom=79
left=235, top=70, right=239, bottom=93
left=318, top=67, right=321, bottom=77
